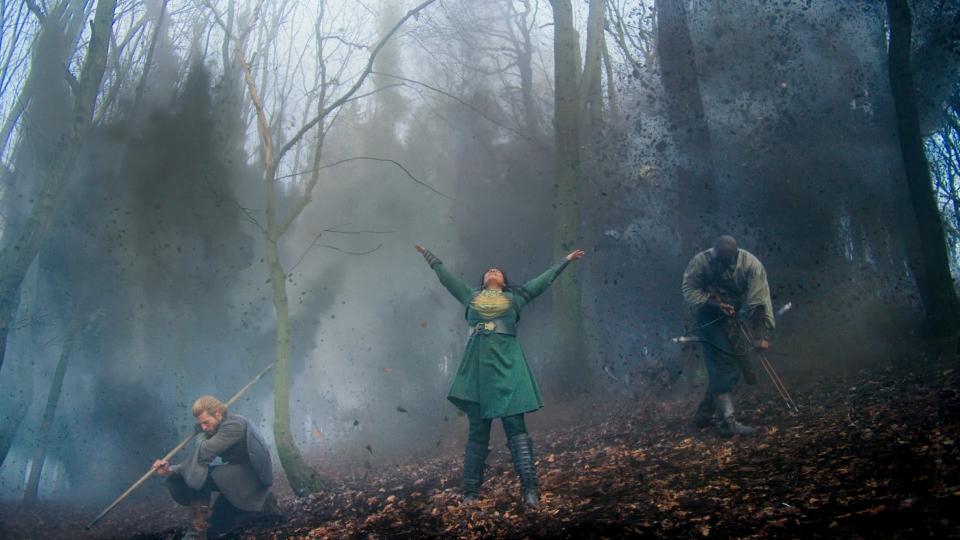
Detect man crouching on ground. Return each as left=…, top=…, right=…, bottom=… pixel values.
left=152, top=395, right=277, bottom=539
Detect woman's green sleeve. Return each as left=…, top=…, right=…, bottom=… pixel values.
left=432, top=262, right=474, bottom=306
left=515, top=259, right=570, bottom=311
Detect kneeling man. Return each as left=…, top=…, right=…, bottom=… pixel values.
left=153, top=395, right=276, bottom=539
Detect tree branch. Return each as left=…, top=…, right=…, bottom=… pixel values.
left=199, top=0, right=235, bottom=39
left=274, top=0, right=438, bottom=165
left=24, top=0, right=44, bottom=22
left=288, top=224, right=388, bottom=274
left=237, top=46, right=274, bottom=172
left=371, top=71, right=529, bottom=140
left=275, top=155, right=455, bottom=202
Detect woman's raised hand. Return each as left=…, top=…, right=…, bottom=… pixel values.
left=416, top=245, right=440, bottom=266
left=565, top=249, right=586, bottom=261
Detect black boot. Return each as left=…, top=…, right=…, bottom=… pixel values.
left=507, top=434, right=539, bottom=507
left=182, top=500, right=210, bottom=540
left=715, top=393, right=756, bottom=436
left=692, top=393, right=716, bottom=428
left=462, top=441, right=489, bottom=505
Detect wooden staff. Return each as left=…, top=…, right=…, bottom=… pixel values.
left=86, top=362, right=276, bottom=529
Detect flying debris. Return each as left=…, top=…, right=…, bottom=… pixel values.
left=602, top=363, right=621, bottom=382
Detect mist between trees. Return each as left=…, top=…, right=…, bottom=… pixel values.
left=0, top=0, right=956, bottom=504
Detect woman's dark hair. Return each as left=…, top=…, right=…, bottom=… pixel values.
left=478, top=268, right=511, bottom=289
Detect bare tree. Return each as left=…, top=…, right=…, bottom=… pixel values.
left=605, top=0, right=656, bottom=73
left=413, top=0, right=549, bottom=142
left=130, top=0, right=169, bottom=112
left=655, top=0, right=717, bottom=258
left=0, top=260, right=38, bottom=468
left=927, top=92, right=960, bottom=270
left=0, top=0, right=118, bottom=376
left=887, top=0, right=960, bottom=349
left=204, top=0, right=438, bottom=495
left=545, top=0, right=591, bottom=387
left=580, top=0, right=605, bottom=129
left=23, top=308, right=102, bottom=502
left=0, top=0, right=40, bottom=162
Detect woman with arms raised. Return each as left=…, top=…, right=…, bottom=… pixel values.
left=415, top=244, right=585, bottom=507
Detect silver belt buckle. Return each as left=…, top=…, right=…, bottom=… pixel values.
left=469, top=321, right=496, bottom=336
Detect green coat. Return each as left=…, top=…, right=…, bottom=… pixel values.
left=431, top=258, right=569, bottom=419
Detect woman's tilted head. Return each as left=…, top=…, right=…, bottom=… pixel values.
left=481, top=268, right=507, bottom=290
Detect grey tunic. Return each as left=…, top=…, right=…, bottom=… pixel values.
left=168, top=413, right=273, bottom=511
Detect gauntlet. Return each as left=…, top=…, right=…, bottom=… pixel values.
left=420, top=248, right=441, bottom=267
left=749, top=306, right=772, bottom=342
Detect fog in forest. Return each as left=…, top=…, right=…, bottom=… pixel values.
left=0, top=0, right=957, bottom=536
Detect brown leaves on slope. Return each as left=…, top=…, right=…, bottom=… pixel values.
left=229, top=360, right=960, bottom=539
left=3, top=359, right=959, bottom=540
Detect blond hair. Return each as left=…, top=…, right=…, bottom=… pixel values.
left=192, top=395, right=227, bottom=417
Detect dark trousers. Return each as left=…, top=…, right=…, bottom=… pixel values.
left=466, top=411, right=528, bottom=446
left=698, top=307, right=747, bottom=397
left=166, top=471, right=273, bottom=537
left=166, top=471, right=218, bottom=505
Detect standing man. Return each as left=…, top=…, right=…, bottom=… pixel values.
left=152, top=396, right=276, bottom=539
left=681, top=235, right=775, bottom=435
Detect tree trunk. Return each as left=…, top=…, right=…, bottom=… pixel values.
left=580, top=0, right=605, bottom=129
left=0, top=0, right=117, bottom=376
left=131, top=0, right=169, bottom=114
left=265, top=235, right=325, bottom=495
left=548, top=0, right=589, bottom=390
left=655, top=0, right=717, bottom=257
left=23, top=316, right=79, bottom=503
left=233, top=0, right=437, bottom=493
left=0, top=260, right=38, bottom=468
left=601, top=35, right=620, bottom=121
left=514, top=0, right=540, bottom=140
left=886, top=0, right=960, bottom=348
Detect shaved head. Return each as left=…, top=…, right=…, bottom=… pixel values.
left=712, top=235, right=739, bottom=265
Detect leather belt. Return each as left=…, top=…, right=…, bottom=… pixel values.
left=468, top=319, right=513, bottom=337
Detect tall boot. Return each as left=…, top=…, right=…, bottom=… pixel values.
left=692, top=393, right=716, bottom=428
left=507, top=433, right=539, bottom=507
left=182, top=500, right=210, bottom=540
left=462, top=441, right=490, bottom=505
left=715, top=393, right=756, bottom=436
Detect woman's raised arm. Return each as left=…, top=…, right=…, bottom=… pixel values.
left=516, top=249, right=585, bottom=310
left=416, top=245, right=474, bottom=306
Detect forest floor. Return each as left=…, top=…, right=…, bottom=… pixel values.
left=2, top=355, right=959, bottom=539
